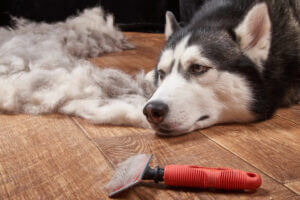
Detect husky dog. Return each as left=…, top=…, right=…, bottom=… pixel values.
left=143, top=0, right=300, bottom=136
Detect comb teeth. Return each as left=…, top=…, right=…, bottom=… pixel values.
left=106, top=154, right=152, bottom=196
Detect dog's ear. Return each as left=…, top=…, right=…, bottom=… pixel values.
left=234, top=3, right=271, bottom=70
left=165, top=11, right=180, bottom=40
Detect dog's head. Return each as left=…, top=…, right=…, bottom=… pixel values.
left=144, top=3, right=271, bottom=136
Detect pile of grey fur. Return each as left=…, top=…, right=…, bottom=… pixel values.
left=0, top=7, right=154, bottom=128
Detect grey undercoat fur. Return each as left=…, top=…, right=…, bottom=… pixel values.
left=0, top=7, right=154, bottom=128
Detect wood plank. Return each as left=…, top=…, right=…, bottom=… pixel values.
left=275, top=105, right=300, bottom=124
left=200, top=116, right=300, bottom=184
left=73, top=117, right=298, bottom=200
left=0, top=114, right=139, bottom=199
left=285, top=181, right=300, bottom=195
left=88, top=32, right=165, bottom=75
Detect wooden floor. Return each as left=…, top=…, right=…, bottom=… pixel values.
left=0, top=32, right=299, bottom=200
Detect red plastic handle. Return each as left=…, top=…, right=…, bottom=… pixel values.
left=164, top=165, right=262, bottom=190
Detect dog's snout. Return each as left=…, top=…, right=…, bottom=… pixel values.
left=143, top=101, right=169, bottom=124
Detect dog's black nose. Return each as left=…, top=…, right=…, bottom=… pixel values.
left=143, top=101, right=169, bottom=124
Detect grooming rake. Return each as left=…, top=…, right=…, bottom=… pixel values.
left=106, top=154, right=262, bottom=197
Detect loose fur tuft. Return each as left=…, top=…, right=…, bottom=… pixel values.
left=0, top=7, right=154, bottom=128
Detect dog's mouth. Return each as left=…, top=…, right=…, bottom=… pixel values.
left=149, top=124, right=175, bottom=136
left=157, top=127, right=173, bottom=134
left=150, top=122, right=191, bottom=136
left=154, top=127, right=193, bottom=137
left=151, top=124, right=171, bottom=132
left=150, top=115, right=210, bottom=136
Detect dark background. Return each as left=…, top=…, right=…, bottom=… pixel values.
left=0, top=0, right=205, bottom=32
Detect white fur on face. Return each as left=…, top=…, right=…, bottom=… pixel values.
left=157, top=49, right=174, bottom=72
left=148, top=37, right=255, bottom=136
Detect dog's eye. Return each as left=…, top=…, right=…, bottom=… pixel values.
left=157, top=69, right=166, bottom=80
left=189, top=64, right=210, bottom=75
